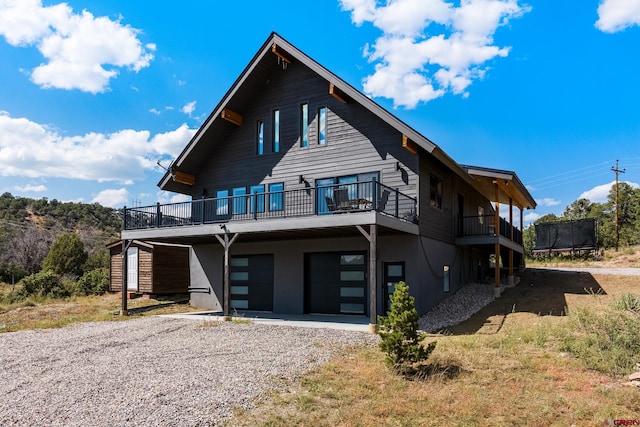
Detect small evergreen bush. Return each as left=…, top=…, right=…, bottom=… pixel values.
left=18, top=270, right=68, bottom=299
left=75, top=268, right=109, bottom=296
left=378, top=281, right=436, bottom=375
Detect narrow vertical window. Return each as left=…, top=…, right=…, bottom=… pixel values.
left=268, top=182, right=284, bottom=211
left=430, top=174, right=443, bottom=209
left=318, top=106, right=327, bottom=145
left=256, top=120, right=264, bottom=155
left=300, top=103, right=308, bottom=148
left=272, top=109, right=280, bottom=153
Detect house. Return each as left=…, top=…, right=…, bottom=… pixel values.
left=108, top=240, right=190, bottom=297
left=121, top=32, right=536, bottom=329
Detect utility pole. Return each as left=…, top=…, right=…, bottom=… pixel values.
left=611, top=160, right=626, bottom=251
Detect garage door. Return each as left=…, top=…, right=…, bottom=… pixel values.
left=304, top=252, right=367, bottom=315
left=230, top=254, right=274, bottom=311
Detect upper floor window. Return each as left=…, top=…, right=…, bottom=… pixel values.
left=256, top=120, right=264, bottom=155
left=300, top=103, right=309, bottom=148
left=233, top=187, right=247, bottom=214
left=272, top=109, right=280, bottom=153
left=268, top=182, right=284, bottom=211
left=430, top=174, right=443, bottom=209
left=249, top=184, right=265, bottom=213
left=318, top=106, right=327, bottom=145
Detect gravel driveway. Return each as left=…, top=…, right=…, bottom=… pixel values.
left=0, top=318, right=377, bottom=426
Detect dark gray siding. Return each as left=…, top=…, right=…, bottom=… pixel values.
left=190, top=62, right=418, bottom=201
left=418, top=151, right=494, bottom=243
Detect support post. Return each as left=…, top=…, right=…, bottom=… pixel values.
left=508, top=198, right=515, bottom=287
left=520, top=208, right=525, bottom=270
left=356, top=224, right=378, bottom=333
left=369, top=224, right=377, bottom=332
left=121, top=239, right=132, bottom=316
left=215, top=231, right=239, bottom=320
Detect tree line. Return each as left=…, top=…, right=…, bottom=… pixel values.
left=523, top=183, right=640, bottom=255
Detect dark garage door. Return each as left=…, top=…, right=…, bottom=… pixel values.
left=305, top=252, right=367, bottom=315
left=230, top=254, right=274, bottom=311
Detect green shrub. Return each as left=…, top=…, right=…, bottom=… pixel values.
left=613, top=293, right=640, bottom=313
left=18, top=270, right=69, bottom=299
left=561, top=305, right=640, bottom=375
left=75, top=268, right=109, bottom=296
left=378, top=281, right=436, bottom=375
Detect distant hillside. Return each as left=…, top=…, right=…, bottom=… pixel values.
left=0, top=193, right=122, bottom=281
left=0, top=192, right=122, bottom=235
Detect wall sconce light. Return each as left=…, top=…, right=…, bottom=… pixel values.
left=396, top=162, right=401, bottom=171
left=299, top=175, right=305, bottom=184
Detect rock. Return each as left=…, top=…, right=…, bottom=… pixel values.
left=629, top=371, right=640, bottom=381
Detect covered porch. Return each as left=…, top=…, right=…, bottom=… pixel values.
left=459, top=165, right=537, bottom=296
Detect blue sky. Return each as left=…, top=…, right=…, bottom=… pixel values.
left=0, top=0, right=639, bottom=225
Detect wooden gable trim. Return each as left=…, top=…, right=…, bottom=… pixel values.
left=173, top=170, right=196, bottom=186
left=402, top=135, right=419, bottom=155
left=221, top=108, right=243, bottom=126
left=271, top=43, right=292, bottom=64
left=329, top=83, right=350, bottom=104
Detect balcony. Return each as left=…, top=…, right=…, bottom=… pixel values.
left=124, top=181, right=417, bottom=231
left=456, top=215, right=523, bottom=245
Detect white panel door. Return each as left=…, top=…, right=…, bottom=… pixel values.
left=126, top=247, right=138, bottom=291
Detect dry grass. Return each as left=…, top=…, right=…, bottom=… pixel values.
left=0, top=287, right=198, bottom=332
left=528, top=245, right=640, bottom=268
left=230, top=271, right=640, bottom=426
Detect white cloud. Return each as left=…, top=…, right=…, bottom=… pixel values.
left=0, top=0, right=154, bottom=92
left=579, top=180, right=639, bottom=203
left=14, top=184, right=47, bottom=192
left=524, top=212, right=540, bottom=223
left=596, top=0, right=640, bottom=33
left=340, top=0, right=530, bottom=108
left=535, top=197, right=561, bottom=207
left=91, top=188, right=128, bottom=208
left=156, top=190, right=191, bottom=204
left=0, top=111, right=196, bottom=183
left=182, top=101, right=197, bottom=116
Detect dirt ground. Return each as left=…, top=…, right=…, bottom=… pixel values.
left=448, top=268, right=639, bottom=335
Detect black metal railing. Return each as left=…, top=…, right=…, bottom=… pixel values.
left=124, top=181, right=417, bottom=230
left=456, top=214, right=522, bottom=244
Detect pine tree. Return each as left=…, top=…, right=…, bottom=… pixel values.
left=378, top=281, right=435, bottom=374
left=42, top=232, right=87, bottom=277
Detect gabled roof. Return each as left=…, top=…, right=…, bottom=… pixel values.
left=460, top=165, right=537, bottom=210
left=158, top=32, right=475, bottom=192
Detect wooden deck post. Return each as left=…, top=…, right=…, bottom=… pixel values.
left=215, top=231, right=239, bottom=320
left=508, top=198, right=515, bottom=287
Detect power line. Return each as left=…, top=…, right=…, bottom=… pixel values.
left=525, top=160, right=613, bottom=185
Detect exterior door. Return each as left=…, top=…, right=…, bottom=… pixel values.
left=229, top=254, right=274, bottom=311
left=126, top=247, right=138, bottom=291
left=305, top=252, right=367, bottom=315
left=383, top=262, right=405, bottom=314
